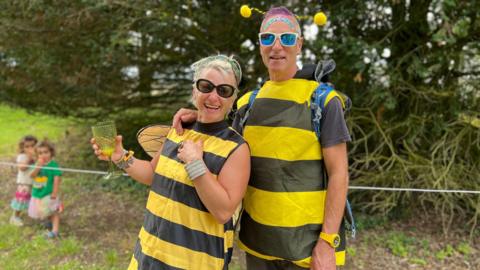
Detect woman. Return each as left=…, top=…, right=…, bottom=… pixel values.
left=91, top=55, right=250, bottom=270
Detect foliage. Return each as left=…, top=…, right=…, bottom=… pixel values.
left=312, top=0, right=480, bottom=232
left=435, top=244, right=455, bottom=260
left=0, top=0, right=479, bottom=230
left=386, top=232, right=416, bottom=257
left=0, top=0, right=256, bottom=119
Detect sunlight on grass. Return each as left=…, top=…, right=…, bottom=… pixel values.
left=0, top=224, right=24, bottom=249
left=0, top=104, right=74, bottom=156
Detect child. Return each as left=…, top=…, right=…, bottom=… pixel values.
left=28, top=140, right=63, bottom=238
left=10, top=135, right=38, bottom=226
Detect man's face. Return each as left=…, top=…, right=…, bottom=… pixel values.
left=259, top=16, right=303, bottom=79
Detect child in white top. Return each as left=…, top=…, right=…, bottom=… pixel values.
left=10, top=135, right=38, bottom=226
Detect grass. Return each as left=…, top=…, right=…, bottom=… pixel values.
left=0, top=208, right=125, bottom=270
left=0, top=104, right=74, bottom=156
left=0, top=168, right=140, bottom=269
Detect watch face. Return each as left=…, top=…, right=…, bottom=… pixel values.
left=333, top=236, right=340, bottom=247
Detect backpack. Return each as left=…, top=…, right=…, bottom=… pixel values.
left=239, top=60, right=356, bottom=238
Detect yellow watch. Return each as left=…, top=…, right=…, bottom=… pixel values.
left=319, top=232, right=341, bottom=248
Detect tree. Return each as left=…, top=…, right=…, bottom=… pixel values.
left=1, top=0, right=479, bottom=230
left=312, top=0, right=479, bottom=233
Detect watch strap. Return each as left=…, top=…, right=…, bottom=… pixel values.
left=319, top=232, right=340, bottom=248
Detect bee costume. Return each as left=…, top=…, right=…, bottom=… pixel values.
left=236, top=5, right=351, bottom=268
left=129, top=55, right=246, bottom=270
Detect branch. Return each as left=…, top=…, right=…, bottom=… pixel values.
left=452, top=70, right=480, bottom=77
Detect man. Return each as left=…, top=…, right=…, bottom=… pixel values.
left=174, top=6, right=350, bottom=270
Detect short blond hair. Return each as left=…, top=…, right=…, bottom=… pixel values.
left=191, top=55, right=242, bottom=85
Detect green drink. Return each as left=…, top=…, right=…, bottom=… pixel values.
left=95, top=137, right=115, bottom=156
left=101, top=147, right=114, bottom=157
left=91, top=121, right=122, bottom=179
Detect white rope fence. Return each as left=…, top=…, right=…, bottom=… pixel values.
left=0, top=161, right=125, bottom=176
left=1, top=161, right=479, bottom=194
left=348, top=185, right=480, bottom=194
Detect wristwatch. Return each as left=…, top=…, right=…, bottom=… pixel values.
left=319, top=232, right=341, bottom=248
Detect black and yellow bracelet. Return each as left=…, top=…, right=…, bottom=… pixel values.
left=115, top=150, right=135, bottom=170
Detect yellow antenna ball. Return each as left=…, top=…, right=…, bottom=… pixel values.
left=314, top=12, right=327, bottom=26
left=240, top=5, right=252, bottom=18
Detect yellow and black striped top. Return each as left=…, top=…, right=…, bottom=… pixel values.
left=235, top=79, right=346, bottom=268
left=128, top=120, right=245, bottom=270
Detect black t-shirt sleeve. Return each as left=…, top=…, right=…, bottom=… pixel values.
left=320, top=97, right=352, bottom=148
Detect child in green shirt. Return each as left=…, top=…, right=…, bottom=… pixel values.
left=28, top=140, right=63, bottom=238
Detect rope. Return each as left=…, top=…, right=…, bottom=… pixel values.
left=349, top=185, right=480, bottom=194
left=0, top=161, right=118, bottom=176
left=1, top=161, right=479, bottom=194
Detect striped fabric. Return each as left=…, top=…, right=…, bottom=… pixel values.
left=128, top=121, right=245, bottom=270
left=236, top=79, right=346, bottom=268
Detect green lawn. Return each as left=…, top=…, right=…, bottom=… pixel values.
left=0, top=104, right=74, bottom=156
left=0, top=220, right=124, bottom=270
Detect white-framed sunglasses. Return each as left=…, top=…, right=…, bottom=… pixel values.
left=258, top=32, right=299, bottom=47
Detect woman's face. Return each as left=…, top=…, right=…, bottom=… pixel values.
left=193, top=68, right=236, bottom=123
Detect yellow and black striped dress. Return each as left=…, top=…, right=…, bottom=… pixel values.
left=236, top=79, right=346, bottom=268
left=128, top=121, right=245, bottom=270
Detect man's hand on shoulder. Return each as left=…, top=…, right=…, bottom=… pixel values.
left=172, top=108, right=198, bottom=135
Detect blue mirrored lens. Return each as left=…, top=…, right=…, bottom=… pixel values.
left=260, top=33, right=275, bottom=46
left=280, top=33, right=297, bottom=46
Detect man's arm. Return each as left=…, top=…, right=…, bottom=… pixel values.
left=311, top=143, right=349, bottom=270
left=311, top=96, right=350, bottom=270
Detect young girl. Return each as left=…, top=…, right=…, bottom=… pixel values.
left=28, top=140, right=63, bottom=238
left=10, top=135, right=38, bottom=226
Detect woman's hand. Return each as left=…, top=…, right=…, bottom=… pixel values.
left=91, top=135, right=125, bottom=163
left=177, top=140, right=203, bottom=164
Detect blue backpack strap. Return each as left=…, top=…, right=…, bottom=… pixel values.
left=248, top=88, right=260, bottom=108
left=239, top=88, right=259, bottom=129
left=311, top=83, right=334, bottom=139
left=345, top=200, right=356, bottom=238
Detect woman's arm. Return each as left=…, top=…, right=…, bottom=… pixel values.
left=120, top=151, right=161, bottom=186
left=178, top=140, right=250, bottom=224
left=91, top=135, right=162, bottom=186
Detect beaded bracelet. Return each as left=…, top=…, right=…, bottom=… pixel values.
left=115, top=150, right=135, bottom=170
left=185, top=159, right=207, bottom=180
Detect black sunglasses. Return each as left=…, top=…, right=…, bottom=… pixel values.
left=195, top=79, right=236, bottom=98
